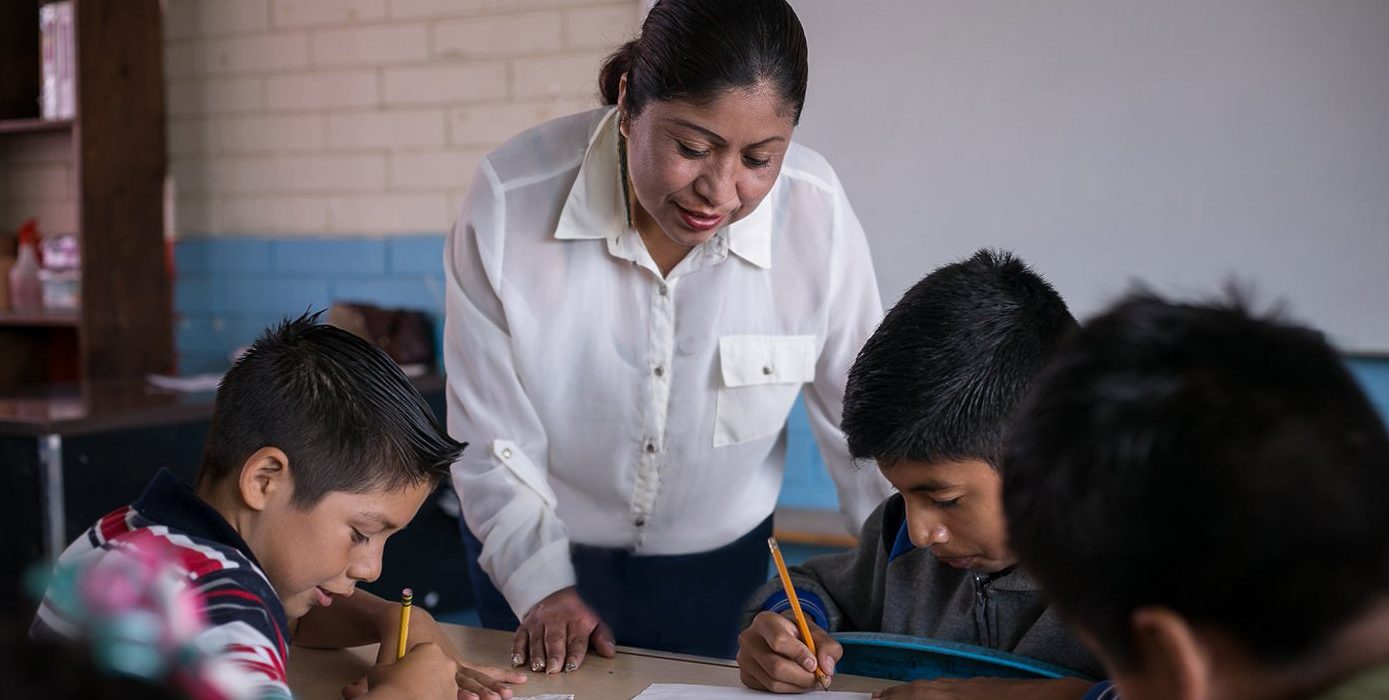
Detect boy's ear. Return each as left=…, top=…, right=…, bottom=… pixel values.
left=238, top=447, right=292, bottom=512
left=1125, top=606, right=1211, bottom=700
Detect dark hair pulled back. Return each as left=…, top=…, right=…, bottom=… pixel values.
left=598, top=0, right=809, bottom=124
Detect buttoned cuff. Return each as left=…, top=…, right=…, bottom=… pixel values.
left=501, top=538, right=578, bottom=620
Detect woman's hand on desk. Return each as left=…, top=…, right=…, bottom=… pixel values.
left=737, top=611, right=843, bottom=693
left=513, top=586, right=617, bottom=674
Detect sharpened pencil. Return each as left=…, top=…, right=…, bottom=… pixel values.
left=768, top=537, right=831, bottom=691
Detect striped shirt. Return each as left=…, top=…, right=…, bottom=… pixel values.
left=31, top=469, right=292, bottom=699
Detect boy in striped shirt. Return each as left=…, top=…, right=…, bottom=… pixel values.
left=32, top=314, right=525, bottom=700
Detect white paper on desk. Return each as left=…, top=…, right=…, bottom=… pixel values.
left=632, top=684, right=870, bottom=699
left=519, top=695, right=574, bottom=700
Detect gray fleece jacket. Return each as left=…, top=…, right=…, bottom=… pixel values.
left=743, top=493, right=1103, bottom=678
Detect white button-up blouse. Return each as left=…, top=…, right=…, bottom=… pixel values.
left=443, top=107, right=894, bottom=618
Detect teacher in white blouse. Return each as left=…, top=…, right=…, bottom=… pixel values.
left=443, top=0, right=892, bottom=673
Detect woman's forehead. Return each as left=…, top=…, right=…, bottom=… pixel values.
left=643, top=85, right=797, bottom=137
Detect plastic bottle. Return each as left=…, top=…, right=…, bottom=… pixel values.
left=9, top=220, right=43, bottom=311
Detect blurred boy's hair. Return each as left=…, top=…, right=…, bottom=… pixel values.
left=1003, top=293, right=1389, bottom=667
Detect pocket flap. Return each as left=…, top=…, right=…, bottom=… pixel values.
left=719, top=335, right=818, bottom=387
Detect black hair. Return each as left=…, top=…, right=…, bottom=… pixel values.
left=599, top=0, right=809, bottom=124
left=1002, top=293, right=1389, bottom=669
left=841, top=249, right=1077, bottom=468
left=198, top=312, right=464, bottom=507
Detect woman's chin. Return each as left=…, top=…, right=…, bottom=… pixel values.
left=661, top=223, right=720, bottom=249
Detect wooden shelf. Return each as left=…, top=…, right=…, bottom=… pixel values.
left=0, top=118, right=73, bottom=135
left=0, top=309, right=80, bottom=327
left=0, top=0, right=170, bottom=394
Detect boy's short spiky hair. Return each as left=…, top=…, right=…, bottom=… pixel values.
left=198, top=312, right=464, bottom=507
left=841, top=249, right=1076, bottom=468
left=1002, top=293, right=1389, bottom=669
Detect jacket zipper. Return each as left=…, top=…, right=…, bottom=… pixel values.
left=973, top=572, right=995, bottom=647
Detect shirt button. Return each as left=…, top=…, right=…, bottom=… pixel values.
left=762, top=365, right=774, bottom=375
left=658, top=286, right=668, bottom=296
left=645, top=441, right=656, bottom=453
left=501, top=448, right=512, bottom=459
left=654, top=365, right=665, bottom=377
left=635, top=517, right=647, bottom=527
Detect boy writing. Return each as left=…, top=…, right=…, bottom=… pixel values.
left=32, top=314, right=525, bottom=700
left=737, top=250, right=1102, bottom=698
left=1003, top=294, right=1389, bottom=700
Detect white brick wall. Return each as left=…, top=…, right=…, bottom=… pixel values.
left=432, top=13, right=563, bottom=58
left=382, top=63, right=509, bottom=105
left=165, top=0, right=641, bottom=236
left=264, top=71, right=378, bottom=111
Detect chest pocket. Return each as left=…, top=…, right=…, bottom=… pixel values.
left=714, top=335, right=818, bottom=447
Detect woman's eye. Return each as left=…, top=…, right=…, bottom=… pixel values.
left=676, top=142, right=708, bottom=158
left=743, top=155, right=771, bottom=168
left=933, top=498, right=961, bottom=509
left=351, top=529, right=369, bottom=545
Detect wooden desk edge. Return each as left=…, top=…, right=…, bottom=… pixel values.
left=288, top=624, right=896, bottom=698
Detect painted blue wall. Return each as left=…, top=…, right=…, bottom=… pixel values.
left=173, top=236, right=1389, bottom=511
left=174, top=235, right=448, bottom=374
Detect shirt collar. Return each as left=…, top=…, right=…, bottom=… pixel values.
left=132, top=469, right=266, bottom=572
left=727, top=182, right=774, bottom=269
left=554, top=107, right=775, bottom=270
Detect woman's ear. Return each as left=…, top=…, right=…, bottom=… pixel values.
left=1124, top=606, right=1211, bottom=700
left=237, top=447, right=291, bottom=512
left=617, top=73, right=630, bottom=138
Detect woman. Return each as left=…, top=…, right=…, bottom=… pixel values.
left=443, top=0, right=892, bottom=671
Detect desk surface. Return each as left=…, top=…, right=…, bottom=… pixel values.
left=288, top=625, right=895, bottom=699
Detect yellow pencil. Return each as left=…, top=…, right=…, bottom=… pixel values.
left=396, top=587, right=413, bottom=660
left=767, top=537, right=831, bottom=691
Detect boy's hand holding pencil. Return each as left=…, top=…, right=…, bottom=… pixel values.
left=344, top=588, right=527, bottom=700
left=735, top=538, right=844, bottom=693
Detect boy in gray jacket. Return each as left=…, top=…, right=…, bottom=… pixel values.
left=736, top=250, right=1103, bottom=698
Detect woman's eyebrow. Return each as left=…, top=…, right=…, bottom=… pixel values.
left=667, top=117, right=787, bottom=148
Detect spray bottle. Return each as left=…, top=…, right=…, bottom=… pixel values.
left=9, top=219, right=43, bottom=311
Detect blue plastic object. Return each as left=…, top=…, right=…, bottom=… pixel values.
left=833, top=632, right=1095, bottom=682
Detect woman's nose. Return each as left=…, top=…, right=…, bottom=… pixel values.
left=693, top=160, right=737, bottom=208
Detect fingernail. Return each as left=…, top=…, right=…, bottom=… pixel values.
left=823, top=658, right=835, bottom=676
left=802, top=656, right=817, bottom=671
left=530, top=659, right=544, bottom=672
left=548, top=657, right=561, bottom=673
left=564, top=662, right=577, bottom=672
left=511, top=653, right=523, bottom=667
